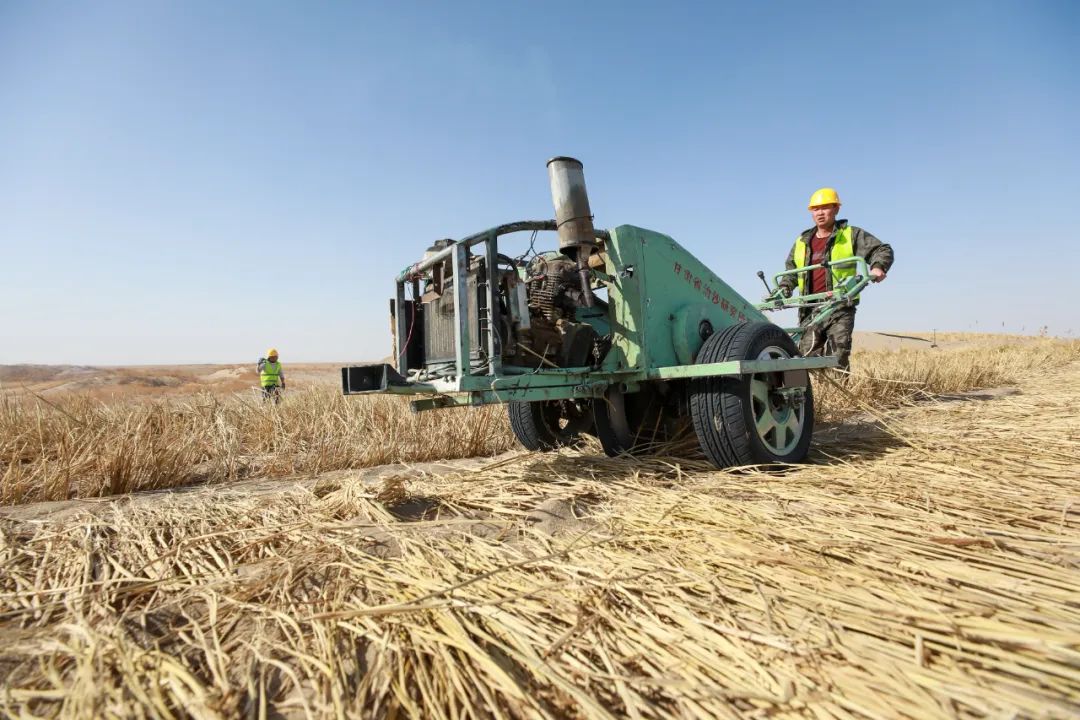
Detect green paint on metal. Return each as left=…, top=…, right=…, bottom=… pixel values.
left=410, top=382, right=609, bottom=412
left=575, top=305, right=610, bottom=337
left=355, top=222, right=845, bottom=414
left=602, top=226, right=769, bottom=372
left=646, top=356, right=836, bottom=381
left=671, top=304, right=713, bottom=365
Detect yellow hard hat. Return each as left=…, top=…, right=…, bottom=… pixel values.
left=808, top=187, right=841, bottom=209
left=267, top=348, right=279, bottom=358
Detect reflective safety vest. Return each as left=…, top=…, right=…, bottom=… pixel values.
left=793, top=225, right=858, bottom=302
left=260, top=360, right=283, bottom=388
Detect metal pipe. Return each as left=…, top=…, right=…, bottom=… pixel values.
left=547, top=156, right=598, bottom=307
left=546, top=157, right=596, bottom=255
left=577, top=267, right=595, bottom=307
left=398, top=221, right=554, bottom=282
left=452, top=243, right=471, bottom=380
left=482, top=233, right=502, bottom=376
left=394, top=283, right=408, bottom=373
left=397, top=221, right=609, bottom=283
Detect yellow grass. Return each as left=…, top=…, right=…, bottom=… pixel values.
left=2, top=338, right=1076, bottom=505
left=0, top=337, right=1077, bottom=717
left=0, top=391, right=515, bottom=505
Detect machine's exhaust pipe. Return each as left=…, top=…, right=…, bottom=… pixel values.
left=546, top=156, right=596, bottom=306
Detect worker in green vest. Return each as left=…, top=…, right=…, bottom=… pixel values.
left=777, top=188, right=894, bottom=371
left=257, top=348, right=286, bottom=403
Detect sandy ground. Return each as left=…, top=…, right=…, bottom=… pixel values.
left=0, top=361, right=347, bottom=398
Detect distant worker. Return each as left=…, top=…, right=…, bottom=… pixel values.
left=778, top=188, right=894, bottom=371
left=258, top=348, right=285, bottom=403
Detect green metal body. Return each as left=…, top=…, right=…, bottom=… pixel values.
left=351, top=224, right=845, bottom=412
left=600, top=225, right=769, bottom=371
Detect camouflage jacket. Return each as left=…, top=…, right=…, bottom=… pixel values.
left=779, top=219, right=894, bottom=292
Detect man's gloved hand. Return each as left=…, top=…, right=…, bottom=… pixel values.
left=764, top=286, right=792, bottom=303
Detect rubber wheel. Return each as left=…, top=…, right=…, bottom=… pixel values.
left=594, top=385, right=665, bottom=457
left=508, top=400, right=593, bottom=451
left=689, top=322, right=815, bottom=468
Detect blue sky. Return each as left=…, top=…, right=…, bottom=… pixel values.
left=2, top=1, right=1077, bottom=364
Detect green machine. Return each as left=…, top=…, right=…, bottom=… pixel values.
left=342, top=157, right=870, bottom=468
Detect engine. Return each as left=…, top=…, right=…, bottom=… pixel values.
left=516, top=253, right=602, bottom=368
left=403, top=247, right=605, bottom=377
left=393, top=157, right=607, bottom=379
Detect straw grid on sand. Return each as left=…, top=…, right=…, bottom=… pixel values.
left=1, top=362, right=1078, bottom=718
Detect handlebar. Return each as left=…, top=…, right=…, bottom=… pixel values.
left=769, top=256, right=869, bottom=296
left=760, top=257, right=870, bottom=303
left=754, top=256, right=872, bottom=329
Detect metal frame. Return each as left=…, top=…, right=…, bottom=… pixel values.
left=352, top=221, right=848, bottom=414
left=754, top=256, right=872, bottom=337
left=392, top=221, right=610, bottom=382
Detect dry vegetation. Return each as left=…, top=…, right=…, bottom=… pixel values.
left=1, top=338, right=1076, bottom=505
left=0, top=337, right=1078, bottom=718
left=813, top=338, right=1079, bottom=420
left=0, top=391, right=515, bottom=505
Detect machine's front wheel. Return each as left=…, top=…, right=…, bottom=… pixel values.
left=690, top=322, right=814, bottom=468
left=508, top=400, right=593, bottom=452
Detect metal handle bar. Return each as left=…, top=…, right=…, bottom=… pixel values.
left=397, top=221, right=610, bottom=283
left=770, top=256, right=870, bottom=291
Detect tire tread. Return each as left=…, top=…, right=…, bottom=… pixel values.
left=508, top=400, right=556, bottom=451
left=690, top=322, right=812, bottom=468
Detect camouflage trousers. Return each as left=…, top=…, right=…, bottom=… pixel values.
left=798, top=306, right=856, bottom=372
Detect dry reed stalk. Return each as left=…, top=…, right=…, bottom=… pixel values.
left=0, top=349, right=1076, bottom=717
left=0, top=389, right=519, bottom=504
left=3, top=339, right=1076, bottom=505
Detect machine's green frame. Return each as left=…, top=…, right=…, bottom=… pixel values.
left=342, top=222, right=866, bottom=411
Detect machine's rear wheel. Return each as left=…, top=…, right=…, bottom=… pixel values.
left=508, top=400, right=593, bottom=451
left=594, top=385, right=666, bottom=457
left=690, top=322, right=815, bottom=468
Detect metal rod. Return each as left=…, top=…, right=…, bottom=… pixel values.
left=398, top=221, right=551, bottom=282
left=394, top=281, right=408, bottom=373
left=483, top=232, right=502, bottom=376
left=578, top=267, right=595, bottom=307
left=396, top=221, right=609, bottom=283
left=646, top=356, right=838, bottom=381
left=452, top=242, right=471, bottom=380
left=770, top=256, right=869, bottom=289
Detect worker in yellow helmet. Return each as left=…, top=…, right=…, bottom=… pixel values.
left=257, top=348, right=286, bottom=403
left=777, top=188, right=894, bottom=371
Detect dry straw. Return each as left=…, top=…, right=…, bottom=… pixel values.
left=0, top=338, right=1077, bottom=717
left=2, top=339, right=1076, bottom=505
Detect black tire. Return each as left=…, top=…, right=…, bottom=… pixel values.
left=508, top=400, right=593, bottom=452
left=690, top=322, right=815, bottom=468
left=594, top=384, right=665, bottom=457
left=594, top=387, right=630, bottom=457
